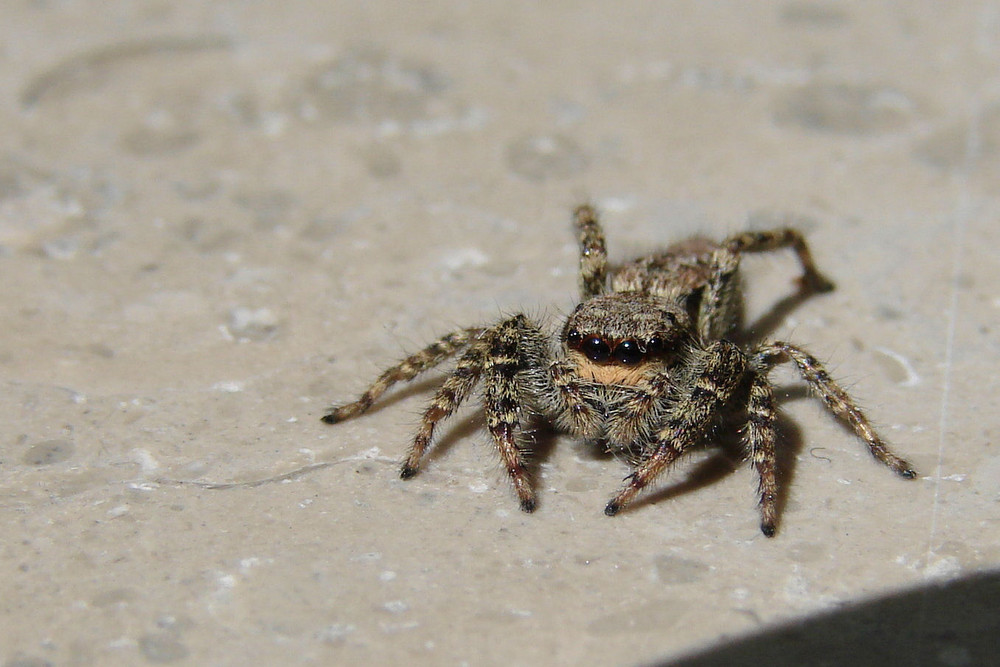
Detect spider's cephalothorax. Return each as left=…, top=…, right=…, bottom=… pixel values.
left=322, top=205, right=916, bottom=536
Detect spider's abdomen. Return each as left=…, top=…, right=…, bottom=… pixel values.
left=611, top=238, right=726, bottom=302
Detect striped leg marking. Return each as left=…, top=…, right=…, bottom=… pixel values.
left=745, top=373, right=779, bottom=536
left=574, top=204, right=608, bottom=298
left=322, top=328, right=483, bottom=424
left=753, top=342, right=916, bottom=478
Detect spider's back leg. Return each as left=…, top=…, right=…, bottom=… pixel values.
left=724, top=228, right=835, bottom=293
left=696, top=248, right=743, bottom=342
left=399, top=314, right=552, bottom=514
left=322, top=327, right=484, bottom=423
left=482, top=314, right=544, bottom=512
left=574, top=204, right=608, bottom=298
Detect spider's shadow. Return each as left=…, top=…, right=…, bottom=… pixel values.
left=732, top=281, right=825, bottom=347
left=379, top=378, right=563, bottom=484
left=421, top=409, right=563, bottom=485
left=421, top=386, right=816, bottom=528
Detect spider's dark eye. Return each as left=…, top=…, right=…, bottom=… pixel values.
left=581, top=336, right=611, bottom=363
left=566, top=329, right=582, bottom=347
left=614, top=339, right=644, bottom=365
left=645, top=336, right=664, bottom=355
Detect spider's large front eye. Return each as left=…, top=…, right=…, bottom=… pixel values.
left=581, top=336, right=611, bottom=363
left=613, top=339, right=643, bottom=365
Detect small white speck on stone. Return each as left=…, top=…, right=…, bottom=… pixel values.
left=468, top=480, right=489, bottom=494
left=42, top=237, right=79, bottom=260
left=316, top=623, right=355, bottom=643
left=128, top=482, right=158, bottom=492
left=598, top=196, right=636, bottom=213
left=107, top=505, right=129, bottom=518
left=212, top=381, right=245, bottom=393
left=383, top=600, right=409, bottom=614
left=239, top=557, right=262, bottom=575
left=923, top=556, right=962, bottom=579
left=442, top=247, right=489, bottom=271
left=227, top=306, right=280, bottom=342
left=379, top=570, right=397, bottom=582
left=874, top=346, right=922, bottom=387
left=260, top=112, right=288, bottom=137
left=836, top=478, right=852, bottom=485
left=351, top=552, right=382, bottom=562
left=131, top=448, right=160, bottom=474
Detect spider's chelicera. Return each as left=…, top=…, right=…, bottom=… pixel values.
left=322, top=205, right=916, bottom=536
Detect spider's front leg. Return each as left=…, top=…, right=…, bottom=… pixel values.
left=321, top=327, right=484, bottom=424
left=744, top=372, right=780, bottom=536
left=753, top=341, right=916, bottom=478
left=481, top=314, right=549, bottom=512
left=604, top=340, right=747, bottom=516
left=401, top=314, right=549, bottom=513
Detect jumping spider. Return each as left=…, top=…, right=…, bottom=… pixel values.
left=322, top=205, right=915, bottom=536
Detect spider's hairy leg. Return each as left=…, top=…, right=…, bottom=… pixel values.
left=745, top=372, right=779, bottom=537
left=321, top=327, right=484, bottom=424
left=400, top=335, right=489, bottom=479
left=753, top=342, right=916, bottom=478
left=697, top=248, right=741, bottom=341
left=723, top=228, right=835, bottom=294
left=483, top=314, right=546, bottom=513
left=605, top=340, right=747, bottom=515
left=574, top=203, right=608, bottom=298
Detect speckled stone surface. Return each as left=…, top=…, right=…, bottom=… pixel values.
left=2, top=3, right=999, bottom=666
